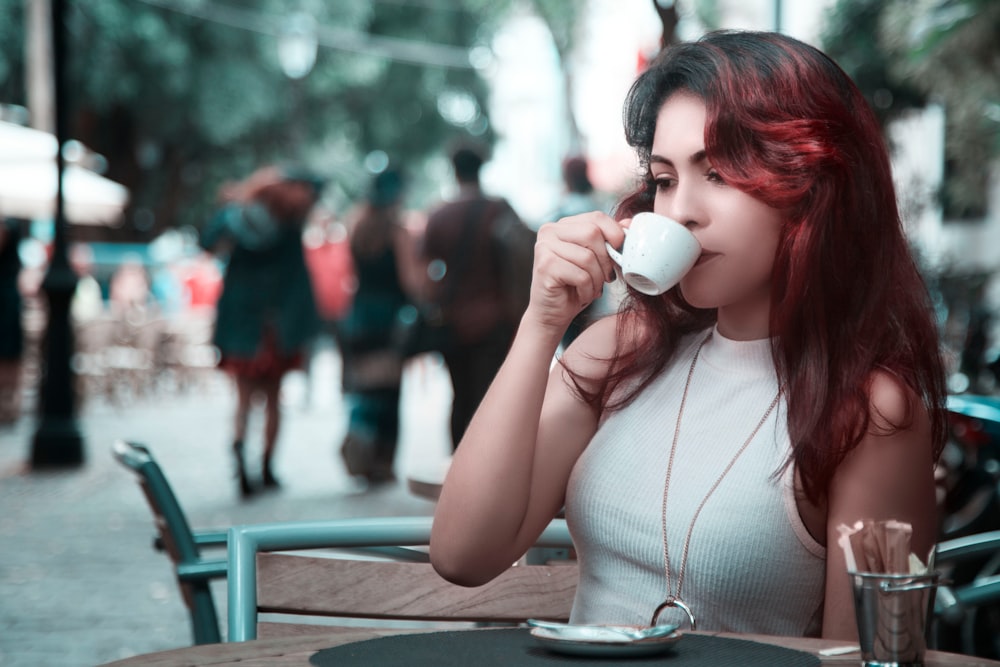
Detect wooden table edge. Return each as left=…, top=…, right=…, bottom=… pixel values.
left=97, top=626, right=1000, bottom=666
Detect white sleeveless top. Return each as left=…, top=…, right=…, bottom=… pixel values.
left=565, top=326, right=826, bottom=635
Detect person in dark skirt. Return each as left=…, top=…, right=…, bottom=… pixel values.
left=0, top=218, right=24, bottom=424
left=200, top=167, right=322, bottom=497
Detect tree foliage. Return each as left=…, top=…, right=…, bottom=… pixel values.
left=0, top=0, right=581, bottom=239
left=822, top=0, right=1000, bottom=220
left=821, top=0, right=927, bottom=127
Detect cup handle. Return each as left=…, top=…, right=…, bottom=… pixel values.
left=605, top=241, right=623, bottom=267
left=605, top=227, right=628, bottom=267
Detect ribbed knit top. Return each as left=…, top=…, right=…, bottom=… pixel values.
left=565, top=326, right=826, bottom=636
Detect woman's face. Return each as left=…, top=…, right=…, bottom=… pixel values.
left=649, top=92, right=783, bottom=339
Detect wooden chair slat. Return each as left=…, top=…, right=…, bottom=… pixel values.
left=256, top=553, right=577, bottom=623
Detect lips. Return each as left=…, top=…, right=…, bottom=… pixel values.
left=694, top=252, right=719, bottom=267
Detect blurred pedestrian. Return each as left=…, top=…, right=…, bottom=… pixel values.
left=69, top=243, right=105, bottom=323
left=553, top=155, right=604, bottom=220
left=302, top=213, right=354, bottom=409
left=108, top=254, right=151, bottom=320
left=200, top=166, right=322, bottom=497
left=180, top=252, right=224, bottom=314
left=0, top=218, right=24, bottom=424
left=549, top=155, right=614, bottom=348
left=960, top=305, right=991, bottom=394
left=304, top=213, right=355, bottom=330
left=337, top=168, right=421, bottom=485
left=420, top=145, right=526, bottom=449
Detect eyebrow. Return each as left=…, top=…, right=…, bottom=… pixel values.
left=649, top=149, right=708, bottom=168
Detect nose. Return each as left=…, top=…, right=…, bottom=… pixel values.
left=662, top=182, right=703, bottom=230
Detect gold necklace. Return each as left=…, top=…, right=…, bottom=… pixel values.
left=651, top=332, right=782, bottom=630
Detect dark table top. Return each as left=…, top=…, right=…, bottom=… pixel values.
left=98, top=627, right=1000, bottom=667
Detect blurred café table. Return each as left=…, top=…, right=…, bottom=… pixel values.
left=98, top=627, right=1000, bottom=667
left=406, top=457, right=451, bottom=501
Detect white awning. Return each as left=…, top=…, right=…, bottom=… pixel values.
left=0, top=120, right=129, bottom=225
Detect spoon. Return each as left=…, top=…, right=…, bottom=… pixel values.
left=526, top=619, right=680, bottom=641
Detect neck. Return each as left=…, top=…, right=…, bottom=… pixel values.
left=715, top=289, right=771, bottom=341
left=457, top=182, right=481, bottom=197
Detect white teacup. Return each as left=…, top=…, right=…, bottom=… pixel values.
left=605, top=212, right=701, bottom=295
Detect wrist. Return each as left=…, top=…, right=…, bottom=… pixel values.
left=516, top=310, right=568, bottom=350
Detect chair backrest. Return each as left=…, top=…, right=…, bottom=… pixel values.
left=112, top=439, right=227, bottom=645
left=228, top=516, right=577, bottom=642
left=113, top=439, right=202, bottom=564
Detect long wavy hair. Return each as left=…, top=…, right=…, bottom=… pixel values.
left=349, top=169, right=406, bottom=259
left=574, top=30, right=946, bottom=504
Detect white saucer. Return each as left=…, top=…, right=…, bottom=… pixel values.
left=529, top=625, right=683, bottom=658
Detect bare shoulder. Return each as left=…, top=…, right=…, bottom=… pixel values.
left=831, top=370, right=935, bottom=508
left=557, top=313, right=632, bottom=380
left=867, top=369, right=926, bottom=436
left=832, top=370, right=934, bottom=499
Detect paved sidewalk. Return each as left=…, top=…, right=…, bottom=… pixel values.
left=0, top=348, right=453, bottom=667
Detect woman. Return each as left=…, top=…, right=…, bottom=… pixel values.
left=201, top=166, right=321, bottom=497
left=430, top=31, right=946, bottom=639
left=337, top=168, right=418, bottom=485
left=0, top=218, right=23, bottom=424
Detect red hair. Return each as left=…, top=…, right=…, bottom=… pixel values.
left=576, top=31, right=946, bottom=503
left=251, top=179, right=317, bottom=225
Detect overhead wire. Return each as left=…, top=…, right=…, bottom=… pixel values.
left=131, top=0, right=477, bottom=69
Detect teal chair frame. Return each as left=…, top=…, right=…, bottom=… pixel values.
left=227, top=516, right=574, bottom=642
left=936, top=530, right=1000, bottom=609
left=112, top=439, right=228, bottom=645
left=933, top=529, right=1000, bottom=656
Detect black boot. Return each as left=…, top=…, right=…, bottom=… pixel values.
left=233, top=440, right=254, bottom=497
left=262, top=457, right=280, bottom=489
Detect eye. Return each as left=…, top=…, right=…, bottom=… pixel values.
left=653, top=175, right=676, bottom=192
left=706, top=169, right=726, bottom=185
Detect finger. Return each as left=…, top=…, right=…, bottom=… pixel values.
left=560, top=210, right=626, bottom=245
left=533, top=243, right=603, bottom=311
left=548, top=242, right=607, bottom=300
left=545, top=215, right=624, bottom=283
left=536, top=227, right=608, bottom=297
left=535, top=260, right=600, bottom=316
left=546, top=212, right=617, bottom=244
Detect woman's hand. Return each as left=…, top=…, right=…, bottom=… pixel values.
left=525, top=211, right=625, bottom=334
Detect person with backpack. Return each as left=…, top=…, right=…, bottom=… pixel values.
left=419, top=145, right=532, bottom=449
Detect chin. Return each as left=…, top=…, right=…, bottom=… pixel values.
left=676, top=279, right=718, bottom=310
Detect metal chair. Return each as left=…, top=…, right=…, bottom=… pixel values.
left=227, top=516, right=577, bottom=642
left=933, top=530, right=1000, bottom=659
left=112, top=439, right=228, bottom=645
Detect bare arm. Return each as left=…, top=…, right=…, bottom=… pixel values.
left=430, top=212, right=625, bottom=586
left=822, top=372, right=938, bottom=639
left=392, top=214, right=428, bottom=301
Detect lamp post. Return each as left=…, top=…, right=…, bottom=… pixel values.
left=31, top=0, right=84, bottom=467
left=277, top=12, right=317, bottom=153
